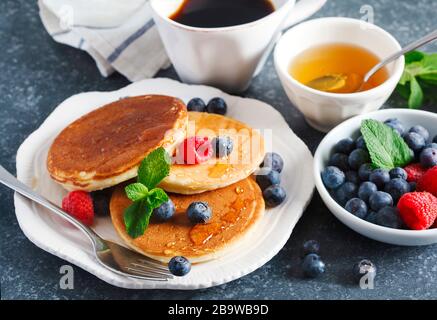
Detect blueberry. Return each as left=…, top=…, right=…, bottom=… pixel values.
left=90, top=189, right=112, bottom=216
left=348, top=149, right=370, bottom=170
left=420, top=148, right=437, bottom=168
left=352, top=259, right=376, bottom=283
left=302, top=254, right=325, bottom=278
left=409, top=181, right=416, bottom=192
left=369, top=191, right=393, bottom=211
left=206, top=97, right=227, bottom=115
left=375, top=207, right=403, bottom=229
left=321, top=166, right=345, bottom=189
left=369, top=169, right=390, bottom=189
left=384, top=118, right=405, bottom=135
left=345, top=171, right=360, bottom=184
left=261, top=152, right=284, bottom=173
left=334, top=138, right=356, bottom=155
left=358, top=163, right=373, bottom=181
left=187, top=201, right=212, bottom=223
left=263, top=185, right=286, bottom=207
left=187, top=98, right=206, bottom=112
left=409, top=125, right=429, bottom=141
left=365, top=211, right=378, bottom=224
left=334, top=182, right=358, bottom=206
left=329, top=153, right=350, bottom=172
left=358, top=181, right=377, bottom=202
left=345, top=198, right=368, bottom=219
left=168, top=256, right=191, bottom=276
left=384, top=178, right=410, bottom=203
left=302, top=240, right=320, bottom=256
left=256, top=169, right=281, bottom=191
left=152, top=199, right=175, bottom=221
left=403, top=132, right=425, bottom=153
left=356, top=136, right=367, bottom=150
left=389, top=167, right=407, bottom=180
left=212, top=136, right=233, bottom=158
left=433, top=135, right=437, bottom=144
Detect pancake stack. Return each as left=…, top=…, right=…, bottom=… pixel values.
left=47, top=95, right=265, bottom=263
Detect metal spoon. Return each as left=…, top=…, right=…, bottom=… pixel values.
left=306, top=29, right=437, bottom=93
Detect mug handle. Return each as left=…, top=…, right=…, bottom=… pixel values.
left=282, top=0, right=327, bottom=30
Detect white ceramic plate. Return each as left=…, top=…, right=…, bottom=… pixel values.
left=314, top=109, right=437, bottom=246
left=15, top=78, right=314, bottom=289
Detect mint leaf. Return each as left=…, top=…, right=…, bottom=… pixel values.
left=361, top=119, right=413, bottom=169
left=125, top=183, right=149, bottom=202
left=397, top=51, right=437, bottom=109
left=405, top=51, right=425, bottom=64
left=123, top=147, right=171, bottom=238
left=408, top=76, right=424, bottom=109
left=137, top=147, right=171, bottom=189
left=147, top=188, right=169, bottom=209
left=123, top=200, right=152, bottom=238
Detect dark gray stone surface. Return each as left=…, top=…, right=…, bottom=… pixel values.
left=1, top=0, right=436, bottom=300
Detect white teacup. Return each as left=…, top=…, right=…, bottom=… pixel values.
left=150, top=0, right=326, bottom=93
left=274, top=17, right=405, bottom=132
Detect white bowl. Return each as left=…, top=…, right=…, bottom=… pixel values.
left=314, top=109, right=437, bottom=246
left=274, top=17, right=405, bottom=132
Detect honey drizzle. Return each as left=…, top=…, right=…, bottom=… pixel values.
left=189, top=197, right=250, bottom=246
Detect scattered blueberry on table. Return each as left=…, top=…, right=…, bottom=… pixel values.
left=302, top=240, right=320, bottom=256
left=302, top=253, right=325, bottom=278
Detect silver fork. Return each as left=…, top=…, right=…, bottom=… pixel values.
left=0, top=165, right=174, bottom=281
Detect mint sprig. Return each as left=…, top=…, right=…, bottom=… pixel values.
left=360, top=119, right=413, bottom=170
left=123, top=147, right=170, bottom=238
left=397, top=51, right=437, bottom=109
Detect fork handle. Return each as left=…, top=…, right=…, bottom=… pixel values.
left=0, top=165, right=106, bottom=250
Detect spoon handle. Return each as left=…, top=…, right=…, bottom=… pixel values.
left=364, top=29, right=437, bottom=83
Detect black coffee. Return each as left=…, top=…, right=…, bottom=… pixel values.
left=170, top=0, right=275, bottom=28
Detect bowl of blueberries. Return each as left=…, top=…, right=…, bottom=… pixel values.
left=314, top=109, right=437, bottom=246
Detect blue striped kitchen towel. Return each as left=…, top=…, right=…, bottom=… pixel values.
left=38, top=0, right=170, bottom=81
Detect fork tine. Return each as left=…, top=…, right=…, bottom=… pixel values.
left=126, top=267, right=173, bottom=280
left=136, top=258, right=169, bottom=270
left=130, top=263, right=173, bottom=276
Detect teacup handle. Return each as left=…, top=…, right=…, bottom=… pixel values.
left=282, top=0, right=327, bottom=31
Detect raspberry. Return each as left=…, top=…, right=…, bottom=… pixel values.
left=62, top=191, right=94, bottom=226
left=404, top=163, right=427, bottom=183
left=397, top=192, right=437, bottom=230
left=176, top=136, right=213, bottom=165
left=417, top=166, right=437, bottom=197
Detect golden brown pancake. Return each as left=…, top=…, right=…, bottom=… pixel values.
left=47, top=95, right=187, bottom=191
left=110, top=177, right=264, bottom=263
left=159, top=112, right=265, bottom=194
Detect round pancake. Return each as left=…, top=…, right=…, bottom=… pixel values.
left=159, top=112, right=265, bottom=194
left=110, top=177, right=264, bottom=263
left=47, top=95, right=187, bottom=191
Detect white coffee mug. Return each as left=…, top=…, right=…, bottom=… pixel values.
left=150, top=0, right=326, bottom=92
